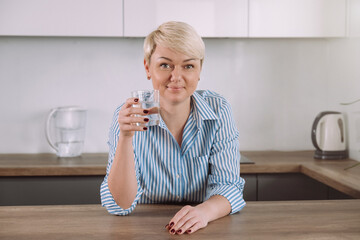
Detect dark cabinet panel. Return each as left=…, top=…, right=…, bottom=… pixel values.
left=328, top=187, right=353, bottom=200
left=241, top=174, right=257, bottom=201
left=257, top=173, right=328, bottom=201
left=0, top=176, right=103, bottom=206
left=0, top=174, right=352, bottom=206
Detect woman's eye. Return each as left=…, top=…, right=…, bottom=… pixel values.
left=160, top=63, right=170, bottom=69
left=185, top=64, right=194, bottom=69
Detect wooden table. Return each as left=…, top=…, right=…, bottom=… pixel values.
left=1, top=200, right=359, bottom=240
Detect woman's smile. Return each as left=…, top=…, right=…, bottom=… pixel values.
left=167, top=85, right=184, bottom=92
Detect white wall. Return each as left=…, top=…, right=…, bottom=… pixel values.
left=0, top=37, right=359, bottom=160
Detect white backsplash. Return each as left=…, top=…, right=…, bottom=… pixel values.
left=0, top=37, right=359, bottom=160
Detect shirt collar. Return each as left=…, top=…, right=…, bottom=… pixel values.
left=159, top=115, right=167, bottom=129
left=191, top=91, right=218, bottom=128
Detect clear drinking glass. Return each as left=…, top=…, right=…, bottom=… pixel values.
left=131, top=90, right=160, bottom=126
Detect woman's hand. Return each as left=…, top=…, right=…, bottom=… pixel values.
left=117, top=98, right=150, bottom=137
left=165, top=196, right=231, bottom=235
left=165, top=205, right=209, bottom=235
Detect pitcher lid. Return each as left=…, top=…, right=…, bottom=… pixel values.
left=52, top=106, right=87, bottom=112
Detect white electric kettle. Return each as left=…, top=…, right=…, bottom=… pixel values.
left=45, top=106, right=87, bottom=157
left=311, top=111, right=348, bottom=159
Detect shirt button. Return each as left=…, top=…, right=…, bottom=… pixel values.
left=177, top=195, right=180, bottom=200
left=176, top=174, right=180, bottom=179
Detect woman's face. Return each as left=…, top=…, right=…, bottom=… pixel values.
left=144, top=45, right=201, bottom=106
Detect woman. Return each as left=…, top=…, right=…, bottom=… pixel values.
left=100, top=21, right=246, bottom=235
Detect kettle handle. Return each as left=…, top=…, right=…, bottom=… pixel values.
left=311, top=111, right=340, bottom=151
left=45, top=108, right=58, bottom=151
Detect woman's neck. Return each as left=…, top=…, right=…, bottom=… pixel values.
left=160, top=98, right=191, bottom=146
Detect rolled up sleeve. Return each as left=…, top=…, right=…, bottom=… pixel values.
left=206, top=100, right=246, bottom=214
left=100, top=173, right=143, bottom=216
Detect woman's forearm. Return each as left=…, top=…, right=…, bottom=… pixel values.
left=197, top=195, right=231, bottom=222
left=108, top=136, right=138, bottom=209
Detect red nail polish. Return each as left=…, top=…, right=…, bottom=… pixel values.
left=177, top=229, right=182, bottom=234
left=187, top=229, right=192, bottom=233
left=169, top=222, right=174, bottom=227
left=143, top=127, right=148, bottom=131
left=144, top=118, right=149, bottom=122
left=143, top=110, right=149, bottom=114
left=170, top=229, right=175, bottom=234
left=134, top=98, right=139, bottom=102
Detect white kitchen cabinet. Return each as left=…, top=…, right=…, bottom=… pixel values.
left=123, top=0, right=248, bottom=37
left=348, top=0, right=360, bottom=37
left=249, top=0, right=347, bottom=37
left=0, top=0, right=123, bottom=37
left=0, top=0, right=350, bottom=38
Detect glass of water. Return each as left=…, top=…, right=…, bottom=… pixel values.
left=131, top=90, right=160, bottom=126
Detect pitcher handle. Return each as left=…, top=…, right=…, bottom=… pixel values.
left=45, top=108, right=58, bottom=151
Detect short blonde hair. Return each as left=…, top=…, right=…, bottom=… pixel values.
left=144, top=21, right=205, bottom=66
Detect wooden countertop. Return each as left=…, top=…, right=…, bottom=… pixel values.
left=0, top=151, right=359, bottom=198
left=1, top=200, right=359, bottom=240
left=0, top=153, right=107, bottom=176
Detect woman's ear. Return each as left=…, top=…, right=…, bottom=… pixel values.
left=144, top=59, right=151, bottom=80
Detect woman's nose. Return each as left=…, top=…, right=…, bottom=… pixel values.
left=170, top=67, right=182, bottom=82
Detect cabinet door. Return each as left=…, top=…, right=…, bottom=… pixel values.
left=348, top=0, right=360, bottom=37
left=124, top=0, right=248, bottom=37
left=257, top=173, right=328, bottom=201
left=0, top=176, right=102, bottom=206
left=249, top=0, right=347, bottom=37
left=0, top=0, right=123, bottom=36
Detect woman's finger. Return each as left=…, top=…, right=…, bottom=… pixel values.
left=168, top=206, right=192, bottom=234
left=123, top=106, right=150, bottom=117
left=168, top=205, right=191, bottom=226
left=147, top=106, right=159, bottom=115
left=174, top=216, right=197, bottom=235
left=118, top=116, right=149, bottom=125
left=186, top=222, right=203, bottom=234
left=121, top=97, right=139, bottom=110
left=120, top=124, right=148, bottom=132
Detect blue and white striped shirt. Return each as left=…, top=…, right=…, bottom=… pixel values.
left=100, top=90, right=246, bottom=215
